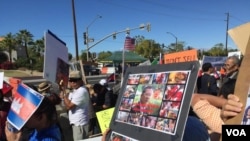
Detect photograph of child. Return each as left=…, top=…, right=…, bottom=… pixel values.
left=116, top=111, right=129, bottom=122
left=127, top=74, right=140, bottom=85
left=110, top=132, right=138, bottom=141
left=140, top=115, right=157, bottom=129
left=128, top=113, right=142, bottom=126
left=155, top=118, right=175, bottom=133
left=119, top=98, right=133, bottom=111
left=123, top=85, right=137, bottom=98
left=139, top=74, right=153, bottom=84
left=152, top=72, right=167, bottom=84
left=130, top=85, right=162, bottom=116
left=167, top=71, right=188, bottom=84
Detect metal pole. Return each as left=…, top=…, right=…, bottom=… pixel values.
left=225, top=12, right=229, bottom=55
left=166, top=32, right=178, bottom=52
left=71, top=0, right=79, bottom=60
left=88, top=23, right=150, bottom=50
left=86, top=15, right=102, bottom=61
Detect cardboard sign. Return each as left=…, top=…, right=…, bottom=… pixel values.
left=226, top=24, right=250, bottom=125
left=163, top=49, right=198, bottom=64
left=96, top=107, right=115, bottom=133
left=7, top=84, right=44, bottom=130
left=228, top=22, right=250, bottom=55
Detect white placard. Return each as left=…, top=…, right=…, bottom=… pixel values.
left=44, top=30, right=68, bottom=83
left=0, top=72, right=3, bottom=89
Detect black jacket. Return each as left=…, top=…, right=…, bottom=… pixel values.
left=197, top=73, right=218, bottom=96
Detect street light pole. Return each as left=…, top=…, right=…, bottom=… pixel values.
left=88, top=23, right=151, bottom=50
left=86, top=15, right=102, bottom=61
left=166, top=32, right=178, bottom=52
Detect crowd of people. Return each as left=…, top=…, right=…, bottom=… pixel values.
left=0, top=69, right=118, bottom=141
left=0, top=55, right=246, bottom=141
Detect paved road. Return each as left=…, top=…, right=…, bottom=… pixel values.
left=16, top=75, right=110, bottom=85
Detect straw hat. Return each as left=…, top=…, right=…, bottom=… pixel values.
left=38, top=81, right=51, bottom=92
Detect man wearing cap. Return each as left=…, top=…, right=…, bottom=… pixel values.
left=37, top=81, right=52, bottom=96
left=62, top=70, right=90, bottom=140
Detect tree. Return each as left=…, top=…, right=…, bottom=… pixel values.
left=68, top=53, right=73, bottom=61
left=165, top=41, right=185, bottom=53
left=97, top=51, right=112, bottom=60
left=16, top=29, right=34, bottom=58
left=134, top=39, right=163, bottom=61
left=0, top=33, right=17, bottom=63
left=208, top=43, right=227, bottom=56
left=29, top=38, right=44, bottom=59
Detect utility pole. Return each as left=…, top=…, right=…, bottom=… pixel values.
left=225, top=12, right=229, bottom=55
left=71, top=0, right=79, bottom=60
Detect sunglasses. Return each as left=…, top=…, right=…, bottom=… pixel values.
left=223, top=63, right=235, bottom=69
left=69, top=79, right=79, bottom=82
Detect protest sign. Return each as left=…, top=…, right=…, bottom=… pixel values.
left=0, top=72, right=3, bottom=89
left=7, top=83, right=44, bottom=130
left=228, top=51, right=242, bottom=59
left=44, top=30, right=68, bottom=83
left=96, top=107, right=115, bottom=133
left=163, top=49, right=198, bottom=64
left=107, top=61, right=200, bottom=141
left=225, top=23, right=250, bottom=125
left=202, top=55, right=227, bottom=68
left=228, top=22, right=250, bottom=55
left=220, top=22, right=250, bottom=141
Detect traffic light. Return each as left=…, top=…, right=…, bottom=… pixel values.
left=83, top=32, right=87, bottom=45
left=92, top=52, right=96, bottom=58
left=146, top=23, right=151, bottom=32
left=112, top=33, right=116, bottom=40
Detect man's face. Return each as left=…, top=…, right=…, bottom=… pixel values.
left=223, top=59, right=238, bottom=76
left=68, top=78, right=80, bottom=89
left=141, top=88, right=153, bottom=103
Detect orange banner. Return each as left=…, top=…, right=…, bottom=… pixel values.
left=163, top=49, right=198, bottom=64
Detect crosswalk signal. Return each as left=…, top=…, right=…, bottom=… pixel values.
left=83, top=32, right=87, bottom=45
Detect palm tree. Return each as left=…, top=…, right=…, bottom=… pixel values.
left=16, top=29, right=34, bottom=58
left=0, top=33, right=17, bottom=63
left=30, top=38, right=45, bottom=60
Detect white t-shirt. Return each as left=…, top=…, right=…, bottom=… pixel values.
left=68, top=86, right=90, bottom=126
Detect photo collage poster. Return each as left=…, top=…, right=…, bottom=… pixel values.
left=108, top=61, right=199, bottom=141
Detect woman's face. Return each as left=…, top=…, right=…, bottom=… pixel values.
left=25, top=114, right=40, bottom=128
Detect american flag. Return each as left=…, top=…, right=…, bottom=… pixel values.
left=124, top=36, right=135, bottom=50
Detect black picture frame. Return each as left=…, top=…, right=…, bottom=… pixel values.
left=107, top=61, right=200, bottom=141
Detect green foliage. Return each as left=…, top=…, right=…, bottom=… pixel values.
left=13, top=57, right=30, bottom=68
left=134, top=39, right=161, bottom=60
left=97, top=51, right=112, bottom=60
left=68, top=53, right=73, bottom=61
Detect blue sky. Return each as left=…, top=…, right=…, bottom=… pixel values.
left=1, top=0, right=250, bottom=57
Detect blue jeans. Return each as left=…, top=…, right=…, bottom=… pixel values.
left=183, top=116, right=211, bottom=141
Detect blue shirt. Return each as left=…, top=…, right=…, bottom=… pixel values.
left=29, top=124, right=61, bottom=141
